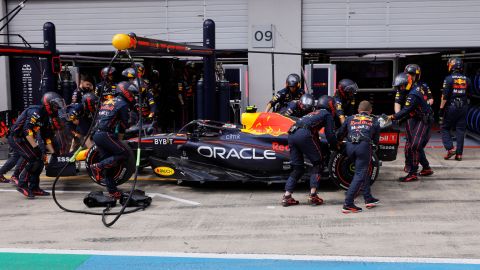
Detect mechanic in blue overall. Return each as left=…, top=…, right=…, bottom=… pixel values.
left=90, top=81, right=138, bottom=199
left=337, top=101, right=380, bottom=213
left=65, top=92, right=98, bottom=151
left=395, top=64, right=434, bottom=176
left=123, top=67, right=157, bottom=124
left=8, top=92, right=64, bottom=198
left=334, top=79, right=358, bottom=125
left=283, top=93, right=315, bottom=118
left=389, top=72, right=434, bottom=182
left=95, top=66, right=117, bottom=102
left=265, top=73, right=305, bottom=113
left=439, top=58, right=471, bottom=161
left=282, top=95, right=337, bottom=207
left=71, top=74, right=95, bottom=104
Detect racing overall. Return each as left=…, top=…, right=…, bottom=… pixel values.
left=8, top=106, right=53, bottom=193
left=92, top=96, right=130, bottom=193
left=95, top=82, right=116, bottom=102
left=268, top=87, right=305, bottom=113
left=285, top=109, right=337, bottom=193
left=441, top=72, right=471, bottom=155
left=337, top=113, right=380, bottom=206
left=334, top=94, right=355, bottom=127
left=65, top=103, right=94, bottom=148
left=393, top=84, right=433, bottom=176
left=71, top=87, right=90, bottom=104
left=395, top=81, right=433, bottom=170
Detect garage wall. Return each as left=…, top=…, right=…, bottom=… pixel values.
left=6, top=0, right=248, bottom=52
left=302, top=0, right=480, bottom=49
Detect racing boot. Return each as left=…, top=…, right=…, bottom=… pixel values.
left=455, top=154, right=462, bottom=161
left=0, top=175, right=9, bottom=183
left=281, top=195, right=299, bottom=207
left=90, top=163, right=105, bottom=183
left=308, top=193, right=324, bottom=206
left=365, top=198, right=380, bottom=209
left=399, top=173, right=418, bottom=182
left=419, top=167, right=434, bottom=176
left=444, top=148, right=456, bottom=160
left=16, top=185, right=34, bottom=199
left=10, top=175, right=19, bottom=185
left=342, top=204, right=362, bottom=214
left=32, top=188, right=50, bottom=196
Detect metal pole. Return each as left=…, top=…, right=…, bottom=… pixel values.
left=42, top=22, right=57, bottom=93
left=203, top=19, right=215, bottom=120
left=271, top=50, right=275, bottom=96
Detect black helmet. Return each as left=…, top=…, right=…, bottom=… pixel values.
left=122, top=67, right=137, bottom=79
left=115, top=81, right=139, bottom=104
left=132, top=78, right=149, bottom=93
left=316, top=95, right=335, bottom=114
left=81, top=92, right=98, bottom=113
left=286, top=73, right=300, bottom=88
left=100, top=66, right=116, bottom=79
left=447, top=57, right=463, bottom=73
left=299, top=93, right=315, bottom=113
left=134, top=62, right=145, bottom=77
left=404, top=64, right=421, bottom=80
left=337, top=79, right=358, bottom=98
left=41, top=92, right=66, bottom=116
left=393, top=72, right=413, bottom=91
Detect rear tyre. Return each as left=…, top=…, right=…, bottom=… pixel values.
left=328, top=149, right=379, bottom=190
left=85, top=141, right=135, bottom=186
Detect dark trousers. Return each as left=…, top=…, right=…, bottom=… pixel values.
left=92, top=131, right=128, bottom=192
left=8, top=136, right=43, bottom=189
left=0, top=148, right=24, bottom=177
left=405, top=120, right=430, bottom=169
left=441, top=106, right=467, bottom=155
left=405, top=118, right=432, bottom=174
left=344, top=142, right=374, bottom=206
left=285, top=128, right=323, bottom=192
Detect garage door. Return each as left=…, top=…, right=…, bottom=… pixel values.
left=6, top=0, right=248, bottom=52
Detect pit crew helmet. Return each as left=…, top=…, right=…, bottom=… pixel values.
left=299, top=93, right=315, bottom=113
left=134, top=62, right=145, bottom=77
left=81, top=92, right=98, bottom=113
left=404, top=64, right=421, bottom=81
left=286, top=73, right=301, bottom=88
left=122, top=67, right=137, bottom=79
left=316, top=95, right=335, bottom=114
left=447, top=57, right=463, bottom=73
left=393, top=72, right=413, bottom=91
left=116, top=81, right=139, bottom=105
left=42, top=92, right=66, bottom=116
left=100, top=66, right=116, bottom=79
left=337, top=79, right=358, bottom=99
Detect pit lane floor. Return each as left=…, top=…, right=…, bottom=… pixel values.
left=1, top=131, right=480, bottom=269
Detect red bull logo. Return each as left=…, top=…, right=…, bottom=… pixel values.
left=241, top=112, right=294, bottom=136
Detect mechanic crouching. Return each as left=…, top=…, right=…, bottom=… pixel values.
left=337, top=101, right=380, bottom=213
left=282, top=95, right=337, bottom=207
left=65, top=92, right=98, bottom=151
left=283, top=93, right=315, bottom=118
left=90, top=81, right=138, bottom=199
left=8, top=92, right=65, bottom=198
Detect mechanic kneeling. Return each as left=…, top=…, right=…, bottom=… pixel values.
left=90, top=81, right=138, bottom=199
left=282, top=95, right=337, bottom=207
left=9, top=92, right=65, bottom=198
left=337, top=101, right=380, bottom=213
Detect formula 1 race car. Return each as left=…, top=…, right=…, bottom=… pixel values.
left=123, top=112, right=400, bottom=190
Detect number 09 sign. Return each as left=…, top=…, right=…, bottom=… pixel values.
left=252, top=25, right=274, bottom=48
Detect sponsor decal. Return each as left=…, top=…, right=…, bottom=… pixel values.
left=154, top=166, right=175, bottom=176
left=379, top=132, right=398, bottom=145
left=197, top=146, right=276, bottom=160
left=154, top=138, right=173, bottom=145
left=272, top=142, right=289, bottom=152
left=224, top=134, right=240, bottom=140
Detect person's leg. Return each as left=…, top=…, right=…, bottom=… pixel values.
left=455, top=108, right=467, bottom=157
left=0, top=149, right=20, bottom=182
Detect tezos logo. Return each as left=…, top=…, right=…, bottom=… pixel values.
left=197, top=146, right=275, bottom=160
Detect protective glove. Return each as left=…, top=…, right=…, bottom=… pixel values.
left=438, top=108, right=444, bottom=125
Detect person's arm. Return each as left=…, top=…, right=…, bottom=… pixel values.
left=324, top=113, right=337, bottom=146
left=372, top=121, right=381, bottom=146
left=283, top=101, right=296, bottom=116
left=390, top=94, right=418, bottom=121
left=265, top=91, right=284, bottom=112
left=394, top=90, right=405, bottom=113
left=426, top=85, right=434, bottom=105
left=335, top=99, right=346, bottom=124
left=336, top=116, right=348, bottom=141
left=117, top=104, right=130, bottom=139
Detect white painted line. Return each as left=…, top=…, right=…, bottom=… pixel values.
left=0, top=189, right=201, bottom=206
left=149, top=193, right=201, bottom=206
left=0, top=248, right=479, bottom=264
left=382, top=164, right=480, bottom=169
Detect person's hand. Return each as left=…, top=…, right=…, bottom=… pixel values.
left=387, top=115, right=394, bottom=120
left=42, top=154, right=49, bottom=166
